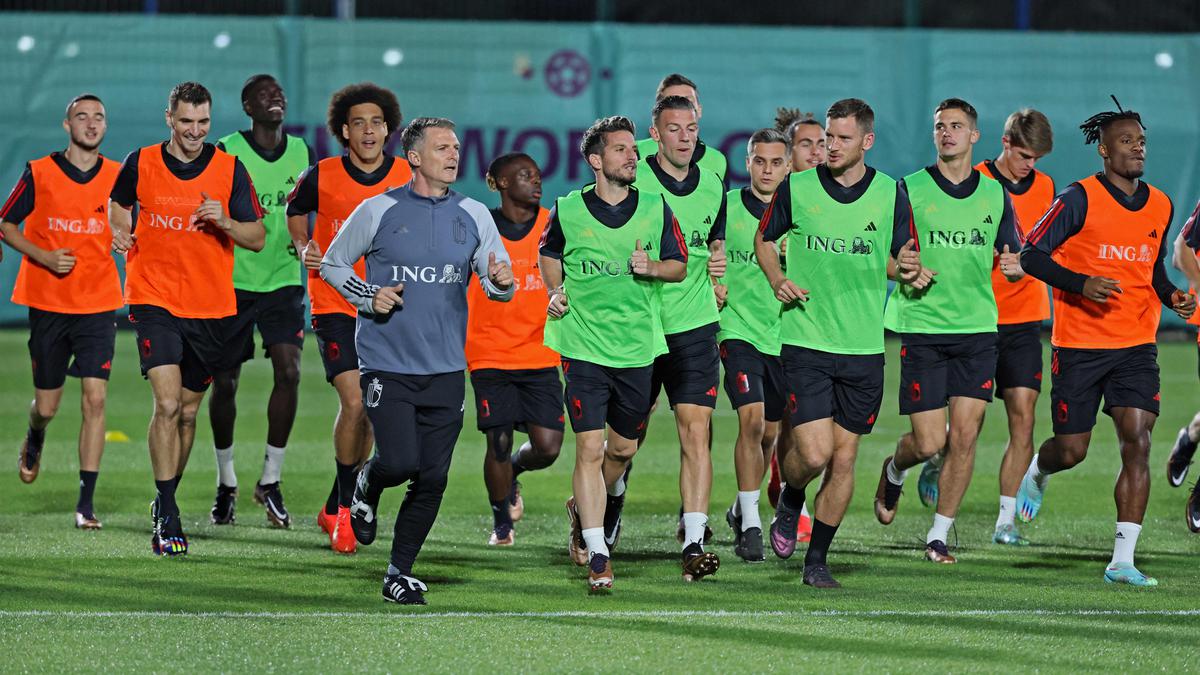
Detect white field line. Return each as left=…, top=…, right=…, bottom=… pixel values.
left=0, top=609, right=1198, bottom=620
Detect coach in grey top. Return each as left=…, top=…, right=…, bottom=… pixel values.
left=322, top=117, right=515, bottom=606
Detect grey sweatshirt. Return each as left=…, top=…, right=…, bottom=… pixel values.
left=320, top=182, right=513, bottom=376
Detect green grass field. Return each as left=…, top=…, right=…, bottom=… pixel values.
left=1, top=328, right=1199, bottom=672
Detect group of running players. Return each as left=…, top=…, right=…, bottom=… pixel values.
left=3, top=71, right=1200, bottom=604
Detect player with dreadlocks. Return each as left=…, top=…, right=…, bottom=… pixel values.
left=1017, top=97, right=1196, bottom=586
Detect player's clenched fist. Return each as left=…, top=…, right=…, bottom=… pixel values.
left=194, top=191, right=231, bottom=230
left=488, top=252, right=513, bottom=289
left=630, top=239, right=652, bottom=276
left=771, top=276, right=809, bottom=304
left=707, top=241, right=726, bottom=278
left=302, top=240, right=323, bottom=271
left=1082, top=276, right=1122, bottom=304
left=1171, top=289, right=1196, bottom=320
left=372, top=283, right=404, bottom=314
left=895, top=238, right=922, bottom=285
left=547, top=287, right=569, bottom=318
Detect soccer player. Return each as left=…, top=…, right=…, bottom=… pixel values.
left=875, top=98, right=1023, bottom=564
left=208, top=74, right=315, bottom=528
left=1, top=94, right=122, bottom=529
left=466, top=152, right=564, bottom=546
left=1018, top=102, right=1196, bottom=584
left=757, top=99, right=923, bottom=587
left=629, top=94, right=726, bottom=579
left=775, top=108, right=826, bottom=172
left=109, top=81, right=266, bottom=555
left=1169, top=202, right=1200, bottom=531
left=717, top=128, right=790, bottom=562
left=635, top=74, right=727, bottom=183
left=286, top=83, right=410, bottom=554
left=323, top=117, right=514, bottom=605
left=916, top=109, right=1056, bottom=547
left=540, top=115, right=687, bottom=593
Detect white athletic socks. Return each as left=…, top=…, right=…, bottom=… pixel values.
left=1111, top=521, right=1142, bottom=567
left=737, top=491, right=761, bottom=530
left=261, top=444, right=286, bottom=485
left=582, top=527, right=609, bottom=558
left=1026, top=453, right=1051, bottom=487
left=927, top=513, right=954, bottom=544
left=886, top=457, right=908, bottom=486
left=215, top=445, right=237, bottom=487
left=996, top=496, right=1017, bottom=528
left=682, top=512, right=707, bottom=547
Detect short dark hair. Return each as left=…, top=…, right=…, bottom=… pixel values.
left=651, top=95, right=696, bottom=124
left=400, top=117, right=456, bottom=155
left=241, top=73, right=278, bottom=104
left=746, top=128, right=791, bottom=156
left=774, top=107, right=822, bottom=140
left=168, top=81, right=211, bottom=112
left=935, top=98, right=978, bottom=125
left=485, top=152, right=535, bottom=191
left=65, top=93, right=102, bottom=118
left=580, top=116, right=636, bottom=159
left=655, top=73, right=698, bottom=99
left=327, top=82, right=403, bottom=148
left=827, top=98, right=875, bottom=133
left=1004, top=108, right=1053, bottom=155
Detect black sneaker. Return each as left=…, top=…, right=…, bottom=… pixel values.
left=254, top=481, right=291, bottom=529
left=725, top=506, right=743, bottom=549
left=210, top=484, right=238, bottom=525
left=681, top=542, right=720, bottom=582
left=154, top=514, right=188, bottom=556
left=925, top=539, right=956, bottom=564
left=349, top=464, right=379, bottom=545
left=1168, top=428, right=1196, bottom=488
left=603, top=493, right=625, bottom=551
left=735, top=527, right=766, bottom=563
left=1187, top=482, right=1200, bottom=534
left=802, top=563, right=841, bottom=588
left=382, top=574, right=428, bottom=605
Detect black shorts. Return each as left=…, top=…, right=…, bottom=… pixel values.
left=128, top=304, right=226, bottom=393
left=898, top=333, right=998, bottom=415
left=311, top=312, right=359, bottom=383
left=215, top=286, right=305, bottom=371
left=720, top=339, right=785, bottom=422
left=470, top=367, right=565, bottom=433
left=1049, top=344, right=1160, bottom=435
left=650, top=324, right=720, bottom=409
left=561, top=358, right=654, bottom=439
left=782, top=345, right=885, bottom=435
left=27, top=308, right=116, bottom=390
left=996, top=321, right=1044, bottom=394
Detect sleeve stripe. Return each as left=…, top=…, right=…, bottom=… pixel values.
left=243, top=173, right=266, bottom=219
left=670, top=215, right=688, bottom=262
left=1180, top=200, right=1200, bottom=240
left=907, top=202, right=918, bottom=251
left=757, top=192, right=776, bottom=235
left=0, top=177, right=28, bottom=220
left=1026, top=198, right=1064, bottom=246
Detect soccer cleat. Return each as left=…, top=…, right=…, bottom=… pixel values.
left=331, top=507, right=357, bottom=554
left=588, top=553, right=614, bottom=593
left=17, top=437, right=41, bottom=484
left=802, top=563, right=842, bottom=589
left=1104, top=562, right=1158, bottom=587
left=1016, top=469, right=1046, bottom=523
left=1167, top=428, right=1195, bottom=488
left=735, top=527, right=765, bottom=563
left=74, top=511, right=102, bottom=530
left=210, top=484, right=238, bottom=525
left=993, top=523, right=1030, bottom=546
left=918, top=459, right=941, bottom=508
left=383, top=574, right=428, bottom=605
left=681, top=543, right=720, bottom=582
left=796, top=512, right=813, bottom=543
left=769, top=504, right=799, bottom=559
left=767, top=454, right=782, bottom=508
left=565, top=497, right=588, bottom=566
left=725, top=506, right=743, bottom=548
left=603, top=493, right=625, bottom=552
left=349, top=467, right=379, bottom=546
left=508, top=479, right=524, bottom=522
left=317, top=508, right=338, bottom=536
left=488, top=523, right=515, bottom=547
left=874, top=458, right=903, bottom=525
left=154, top=515, right=188, bottom=557
left=1187, top=482, right=1200, bottom=534
left=924, top=539, right=956, bottom=564
left=254, top=481, right=291, bottom=529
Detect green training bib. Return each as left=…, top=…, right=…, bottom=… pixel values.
left=716, top=188, right=781, bottom=355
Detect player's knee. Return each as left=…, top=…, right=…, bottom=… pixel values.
left=1119, top=432, right=1152, bottom=461
left=80, top=391, right=106, bottom=419
left=490, top=442, right=513, bottom=463
left=737, top=414, right=766, bottom=444
left=374, top=453, right=418, bottom=484
left=211, top=372, right=238, bottom=398
left=680, top=420, right=710, bottom=452
left=913, top=435, right=945, bottom=460
left=602, top=439, right=635, bottom=464
left=342, top=395, right=365, bottom=419
left=33, top=398, right=59, bottom=421
left=274, top=361, right=301, bottom=390
left=153, top=396, right=182, bottom=421
left=179, top=405, right=200, bottom=430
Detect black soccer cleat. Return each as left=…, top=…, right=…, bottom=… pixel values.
left=735, top=527, right=766, bottom=563
left=1187, top=482, right=1200, bottom=534
left=349, top=465, right=379, bottom=546
left=725, top=506, right=743, bottom=548
left=802, top=563, right=842, bottom=589
left=254, top=481, right=291, bottom=529
left=382, top=574, right=428, bottom=605
left=603, top=492, right=625, bottom=551
left=1167, top=428, right=1196, bottom=488
left=210, top=484, right=238, bottom=525
left=681, top=542, right=720, bottom=582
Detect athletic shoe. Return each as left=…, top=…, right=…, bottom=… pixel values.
left=802, top=563, right=841, bottom=589
left=383, top=574, right=428, bottom=605
left=796, top=512, right=813, bottom=543
left=254, top=481, right=291, bottom=529
left=588, top=553, right=613, bottom=593
left=992, top=523, right=1030, bottom=546
left=681, top=542, right=720, bottom=582
left=603, top=493, right=624, bottom=551
left=918, top=460, right=941, bottom=507
left=210, top=484, right=238, bottom=525
left=735, top=527, right=765, bottom=563
left=317, top=509, right=337, bottom=536
left=488, top=523, right=515, bottom=546
left=149, top=496, right=159, bottom=532
left=17, top=437, right=41, bottom=484
left=767, top=454, right=782, bottom=508
left=1167, top=428, right=1195, bottom=488
left=1016, top=468, right=1046, bottom=523
left=508, top=479, right=524, bottom=522
left=565, top=497, right=588, bottom=566
left=874, top=457, right=902, bottom=525
left=1104, top=562, right=1158, bottom=587
left=154, top=514, right=188, bottom=557
left=924, top=539, right=956, bottom=564
left=74, top=511, right=102, bottom=530
left=331, top=507, right=357, bottom=554
left=769, top=504, right=799, bottom=559
left=349, top=467, right=378, bottom=546
left=1186, top=482, right=1200, bottom=534
left=725, top=506, right=743, bottom=548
